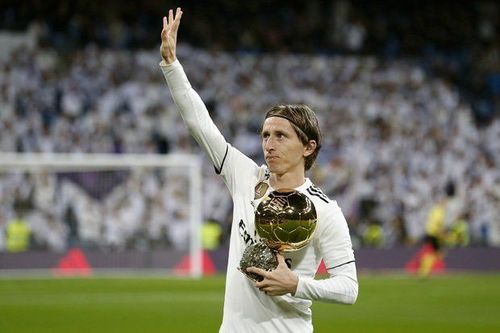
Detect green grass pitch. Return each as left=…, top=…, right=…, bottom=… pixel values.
left=1, top=273, right=499, bottom=332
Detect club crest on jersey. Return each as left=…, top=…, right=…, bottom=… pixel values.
left=254, top=181, right=269, bottom=200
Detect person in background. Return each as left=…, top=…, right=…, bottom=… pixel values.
left=6, top=211, right=31, bottom=252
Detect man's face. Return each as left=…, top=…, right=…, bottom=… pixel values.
left=261, top=117, right=309, bottom=176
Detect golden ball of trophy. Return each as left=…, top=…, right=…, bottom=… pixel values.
left=239, top=189, right=317, bottom=281
left=255, top=189, right=317, bottom=252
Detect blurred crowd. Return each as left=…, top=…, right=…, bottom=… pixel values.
left=0, top=168, right=194, bottom=252
left=2, top=0, right=498, bottom=119
left=0, top=1, right=498, bottom=252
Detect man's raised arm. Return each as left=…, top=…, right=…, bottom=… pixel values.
left=159, top=8, right=229, bottom=173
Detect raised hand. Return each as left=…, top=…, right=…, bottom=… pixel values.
left=160, top=7, right=183, bottom=64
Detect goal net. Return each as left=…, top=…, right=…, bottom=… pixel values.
left=0, top=152, right=203, bottom=278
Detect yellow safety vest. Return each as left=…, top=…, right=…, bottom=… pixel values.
left=6, top=219, right=31, bottom=252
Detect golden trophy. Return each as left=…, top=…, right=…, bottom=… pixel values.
left=240, top=189, right=317, bottom=281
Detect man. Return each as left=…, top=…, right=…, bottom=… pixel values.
left=160, top=8, right=358, bottom=332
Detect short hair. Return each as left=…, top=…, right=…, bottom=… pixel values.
left=264, top=104, right=322, bottom=171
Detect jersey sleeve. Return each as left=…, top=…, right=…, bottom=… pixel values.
left=294, top=201, right=358, bottom=304
left=160, top=60, right=228, bottom=172
left=294, top=261, right=358, bottom=304
left=160, top=60, right=260, bottom=195
left=317, top=201, right=356, bottom=269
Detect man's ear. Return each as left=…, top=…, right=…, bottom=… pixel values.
left=303, top=140, right=317, bottom=157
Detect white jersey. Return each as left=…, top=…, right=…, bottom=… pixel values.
left=161, top=60, right=358, bottom=333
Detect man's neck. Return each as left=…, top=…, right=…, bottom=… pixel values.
left=269, top=172, right=306, bottom=190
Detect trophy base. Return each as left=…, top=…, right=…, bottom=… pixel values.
left=238, top=242, right=278, bottom=282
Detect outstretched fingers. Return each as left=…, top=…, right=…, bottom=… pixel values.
left=168, top=9, right=174, bottom=26
left=167, top=8, right=182, bottom=25
left=160, top=8, right=182, bottom=64
left=172, top=8, right=183, bottom=31
left=175, top=7, right=183, bottom=20
left=163, top=8, right=183, bottom=33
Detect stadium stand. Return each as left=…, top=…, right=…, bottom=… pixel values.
left=0, top=1, right=498, bottom=251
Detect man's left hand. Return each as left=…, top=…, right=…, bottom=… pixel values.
left=246, top=253, right=299, bottom=296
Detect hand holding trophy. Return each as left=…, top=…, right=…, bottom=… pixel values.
left=239, top=189, right=317, bottom=282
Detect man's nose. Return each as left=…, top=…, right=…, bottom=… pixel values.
left=264, top=138, right=275, bottom=151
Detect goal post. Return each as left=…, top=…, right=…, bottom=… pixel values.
left=0, top=152, right=203, bottom=278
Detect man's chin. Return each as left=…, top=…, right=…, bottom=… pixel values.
left=266, top=164, right=281, bottom=174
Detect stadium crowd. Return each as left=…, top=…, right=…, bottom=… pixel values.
left=2, top=0, right=498, bottom=119
left=0, top=1, right=498, bottom=252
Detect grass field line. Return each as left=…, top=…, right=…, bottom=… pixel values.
left=0, top=291, right=223, bottom=306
